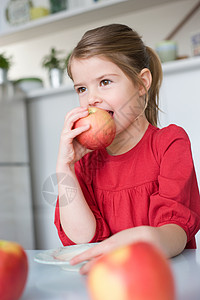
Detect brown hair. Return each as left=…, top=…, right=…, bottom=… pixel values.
left=67, top=24, right=163, bottom=126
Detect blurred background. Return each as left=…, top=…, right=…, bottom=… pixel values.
left=0, top=0, right=200, bottom=250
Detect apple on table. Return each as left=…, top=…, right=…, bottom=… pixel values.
left=87, top=241, right=175, bottom=300
left=0, top=240, right=28, bottom=300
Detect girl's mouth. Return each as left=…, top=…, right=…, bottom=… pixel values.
left=107, top=110, right=114, bottom=118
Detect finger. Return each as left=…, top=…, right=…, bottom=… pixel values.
left=64, top=108, right=88, bottom=127
left=64, top=106, right=87, bottom=121
left=62, top=123, right=90, bottom=140
left=70, top=243, right=104, bottom=265
left=64, top=107, right=88, bottom=129
left=79, top=259, right=97, bottom=276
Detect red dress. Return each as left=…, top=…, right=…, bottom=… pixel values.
left=55, top=124, right=200, bottom=248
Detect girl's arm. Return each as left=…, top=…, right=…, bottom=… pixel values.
left=151, top=224, right=187, bottom=257
left=56, top=106, right=96, bottom=244
left=70, top=224, right=187, bottom=274
left=57, top=165, right=96, bottom=244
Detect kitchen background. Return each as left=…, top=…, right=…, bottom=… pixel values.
left=0, top=0, right=200, bottom=250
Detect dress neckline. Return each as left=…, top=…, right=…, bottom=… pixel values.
left=100, top=123, right=156, bottom=162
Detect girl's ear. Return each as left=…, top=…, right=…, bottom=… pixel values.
left=138, top=68, right=152, bottom=96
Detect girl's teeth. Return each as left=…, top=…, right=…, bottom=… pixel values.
left=108, top=111, right=113, bottom=116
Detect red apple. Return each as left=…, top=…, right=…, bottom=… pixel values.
left=74, top=107, right=116, bottom=150
left=87, top=242, right=175, bottom=300
left=0, top=240, right=28, bottom=300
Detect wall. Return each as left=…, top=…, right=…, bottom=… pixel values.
left=0, top=0, right=200, bottom=87
left=159, top=58, right=200, bottom=247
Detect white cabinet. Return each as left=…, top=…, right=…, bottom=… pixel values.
left=0, top=0, right=182, bottom=46
left=26, top=87, right=79, bottom=249
left=0, top=166, right=34, bottom=249
left=0, top=97, right=35, bottom=249
left=0, top=100, right=29, bottom=163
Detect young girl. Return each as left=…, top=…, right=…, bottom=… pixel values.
left=55, top=24, right=200, bottom=274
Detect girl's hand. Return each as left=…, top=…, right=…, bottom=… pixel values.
left=70, top=224, right=187, bottom=275
left=56, top=106, right=91, bottom=170
left=70, top=239, right=114, bottom=275
left=70, top=229, right=138, bottom=275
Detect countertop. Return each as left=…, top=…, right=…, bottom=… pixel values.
left=21, top=249, right=200, bottom=300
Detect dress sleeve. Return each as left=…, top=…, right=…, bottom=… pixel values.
left=54, top=155, right=111, bottom=246
left=54, top=197, right=76, bottom=246
left=149, top=125, right=200, bottom=248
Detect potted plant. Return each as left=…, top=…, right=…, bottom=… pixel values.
left=42, top=47, right=67, bottom=88
left=63, top=51, right=71, bottom=72
left=0, top=52, right=12, bottom=84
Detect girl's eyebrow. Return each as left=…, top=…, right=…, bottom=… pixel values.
left=74, top=83, right=84, bottom=88
left=97, top=73, right=119, bottom=81
left=74, top=73, right=119, bottom=88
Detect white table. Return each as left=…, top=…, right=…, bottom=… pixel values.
left=21, top=249, right=200, bottom=300
left=21, top=250, right=89, bottom=300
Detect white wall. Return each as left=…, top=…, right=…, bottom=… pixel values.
left=0, top=0, right=200, bottom=87
left=159, top=58, right=200, bottom=247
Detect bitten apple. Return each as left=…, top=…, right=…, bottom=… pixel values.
left=0, top=240, right=28, bottom=300
left=74, top=107, right=116, bottom=150
left=87, top=242, right=175, bottom=300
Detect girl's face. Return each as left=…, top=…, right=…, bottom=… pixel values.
left=71, top=56, right=148, bottom=136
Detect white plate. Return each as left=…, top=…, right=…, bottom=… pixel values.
left=34, top=243, right=98, bottom=271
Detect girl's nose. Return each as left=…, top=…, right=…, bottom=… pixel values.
left=88, top=93, right=102, bottom=107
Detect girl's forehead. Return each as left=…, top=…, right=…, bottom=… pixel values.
left=70, top=56, right=137, bottom=87
left=71, top=56, right=121, bottom=72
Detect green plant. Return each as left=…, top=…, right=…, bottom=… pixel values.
left=0, top=53, right=12, bottom=69
left=42, top=48, right=71, bottom=71
left=42, top=48, right=65, bottom=70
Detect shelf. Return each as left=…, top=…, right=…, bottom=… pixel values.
left=26, top=56, right=200, bottom=100
left=162, top=56, right=200, bottom=74
left=0, top=0, right=182, bottom=46
left=26, top=82, right=74, bottom=100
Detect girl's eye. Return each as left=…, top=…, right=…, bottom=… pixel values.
left=77, top=87, right=87, bottom=94
left=100, top=79, right=111, bottom=86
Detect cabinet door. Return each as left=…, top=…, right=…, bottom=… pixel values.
left=0, top=166, right=35, bottom=249
left=27, top=90, right=79, bottom=249
left=0, top=101, right=29, bottom=163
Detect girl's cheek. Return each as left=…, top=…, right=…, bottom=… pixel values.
left=79, top=96, right=88, bottom=107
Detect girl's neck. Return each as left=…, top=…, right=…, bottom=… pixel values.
left=106, top=116, right=149, bottom=156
